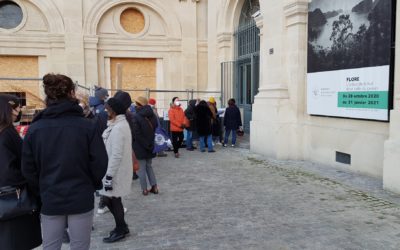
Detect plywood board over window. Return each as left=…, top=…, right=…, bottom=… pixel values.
left=110, top=58, right=156, bottom=101
left=0, top=56, right=43, bottom=108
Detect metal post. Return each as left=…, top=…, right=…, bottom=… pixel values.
left=145, top=88, right=150, bottom=99
left=186, top=89, right=190, bottom=102
left=191, top=89, right=194, bottom=100
left=251, top=54, right=254, bottom=105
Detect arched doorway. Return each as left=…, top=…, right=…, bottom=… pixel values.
left=234, top=0, right=260, bottom=133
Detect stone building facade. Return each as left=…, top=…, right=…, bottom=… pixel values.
left=2, top=0, right=400, bottom=193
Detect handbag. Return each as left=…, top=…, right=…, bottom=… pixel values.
left=132, top=151, right=140, bottom=172
left=146, top=116, right=171, bottom=153
left=0, top=185, right=38, bottom=221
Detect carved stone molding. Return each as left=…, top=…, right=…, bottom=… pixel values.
left=283, top=1, right=308, bottom=28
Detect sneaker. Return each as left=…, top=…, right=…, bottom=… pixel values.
left=216, top=142, right=222, bottom=146
left=222, top=144, right=227, bottom=147
left=231, top=144, right=235, bottom=147
left=186, top=147, right=194, bottom=151
left=174, top=153, right=180, bottom=158
left=97, top=206, right=109, bottom=214
left=201, top=149, right=206, bottom=153
left=132, top=172, right=139, bottom=180
left=208, top=150, right=216, bottom=153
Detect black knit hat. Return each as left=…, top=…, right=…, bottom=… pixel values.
left=113, top=91, right=132, bottom=110
left=106, top=97, right=126, bottom=115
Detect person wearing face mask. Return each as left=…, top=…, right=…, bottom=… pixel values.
left=168, top=97, right=187, bottom=158
left=0, top=94, right=42, bottom=250
left=100, top=97, right=133, bottom=243
left=21, top=74, right=108, bottom=250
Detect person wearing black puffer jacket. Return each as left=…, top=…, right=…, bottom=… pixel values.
left=21, top=74, right=108, bottom=250
left=131, top=96, right=159, bottom=196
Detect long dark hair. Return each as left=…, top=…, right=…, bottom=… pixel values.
left=0, top=95, right=19, bottom=133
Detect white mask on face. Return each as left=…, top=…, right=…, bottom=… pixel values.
left=175, top=101, right=180, bottom=106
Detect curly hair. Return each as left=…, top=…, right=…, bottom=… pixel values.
left=43, top=73, right=76, bottom=104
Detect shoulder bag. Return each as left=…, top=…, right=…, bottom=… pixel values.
left=0, top=185, right=38, bottom=221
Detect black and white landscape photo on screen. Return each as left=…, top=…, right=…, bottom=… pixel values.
left=308, top=0, right=392, bottom=73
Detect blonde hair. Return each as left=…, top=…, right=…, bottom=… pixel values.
left=76, top=92, right=89, bottom=107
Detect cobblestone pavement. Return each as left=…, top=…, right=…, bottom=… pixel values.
left=52, top=139, right=400, bottom=249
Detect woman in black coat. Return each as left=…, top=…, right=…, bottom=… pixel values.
left=131, top=96, right=159, bottom=195
left=0, top=95, right=42, bottom=250
left=194, top=100, right=215, bottom=152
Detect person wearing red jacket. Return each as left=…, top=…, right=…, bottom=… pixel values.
left=168, top=97, right=186, bottom=158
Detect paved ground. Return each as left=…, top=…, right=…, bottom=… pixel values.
left=52, top=136, right=400, bottom=249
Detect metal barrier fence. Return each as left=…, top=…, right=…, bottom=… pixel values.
left=0, top=77, right=222, bottom=123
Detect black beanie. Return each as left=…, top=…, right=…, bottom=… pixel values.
left=106, top=98, right=126, bottom=115
left=113, top=91, right=132, bottom=111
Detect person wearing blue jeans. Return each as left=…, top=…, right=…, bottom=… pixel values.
left=195, top=100, right=216, bottom=153
left=224, top=128, right=237, bottom=146
left=223, top=98, right=242, bottom=147
left=184, top=99, right=197, bottom=150
left=199, top=134, right=214, bottom=152
left=186, top=130, right=194, bottom=150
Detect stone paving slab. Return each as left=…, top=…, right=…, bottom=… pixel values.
left=39, top=143, right=400, bottom=250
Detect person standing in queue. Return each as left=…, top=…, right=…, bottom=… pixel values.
left=168, top=97, right=186, bottom=158
left=100, top=97, right=133, bottom=243
left=223, top=98, right=242, bottom=147
left=132, top=97, right=159, bottom=195
left=184, top=99, right=197, bottom=151
left=195, top=100, right=215, bottom=153
left=21, top=74, right=108, bottom=250
left=0, top=94, right=42, bottom=250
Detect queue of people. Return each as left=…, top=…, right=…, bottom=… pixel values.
left=0, top=73, right=241, bottom=250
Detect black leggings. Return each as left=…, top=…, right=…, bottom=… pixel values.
left=171, top=132, right=184, bottom=154
left=102, top=197, right=127, bottom=231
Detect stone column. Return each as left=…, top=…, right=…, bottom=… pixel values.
left=250, top=0, right=308, bottom=160
left=84, top=35, right=99, bottom=87
left=383, top=2, right=400, bottom=193
left=63, top=0, right=86, bottom=84
left=179, top=0, right=198, bottom=91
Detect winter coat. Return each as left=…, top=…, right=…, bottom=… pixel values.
left=208, top=102, right=217, bottom=121
left=224, top=105, right=242, bottom=130
left=0, top=126, right=42, bottom=250
left=22, top=100, right=108, bottom=216
left=184, top=100, right=197, bottom=131
left=89, top=96, right=108, bottom=133
left=100, top=115, right=133, bottom=198
left=195, top=104, right=213, bottom=136
left=209, top=104, right=221, bottom=137
left=168, top=106, right=185, bottom=132
left=132, top=105, right=158, bottom=160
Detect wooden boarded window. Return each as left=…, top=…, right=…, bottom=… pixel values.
left=110, top=58, right=156, bottom=100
